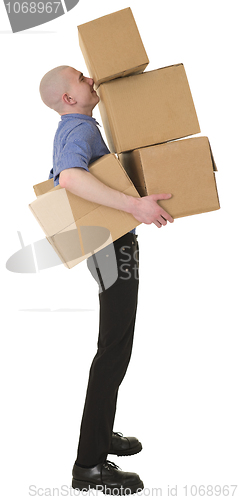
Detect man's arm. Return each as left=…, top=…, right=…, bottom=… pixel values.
left=59, top=167, right=174, bottom=228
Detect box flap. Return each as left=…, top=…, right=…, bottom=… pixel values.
left=33, top=178, right=54, bottom=196
left=207, top=139, right=218, bottom=171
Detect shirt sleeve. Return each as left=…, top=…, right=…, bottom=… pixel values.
left=48, top=168, right=54, bottom=180
left=54, top=123, right=93, bottom=184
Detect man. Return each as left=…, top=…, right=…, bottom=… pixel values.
left=39, top=65, right=174, bottom=495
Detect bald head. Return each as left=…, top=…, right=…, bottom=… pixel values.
left=39, top=65, right=72, bottom=112
left=39, top=66, right=99, bottom=116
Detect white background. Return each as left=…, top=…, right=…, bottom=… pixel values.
left=1, top=0, right=238, bottom=498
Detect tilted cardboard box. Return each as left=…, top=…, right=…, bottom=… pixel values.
left=119, top=137, right=220, bottom=218
left=29, top=154, right=141, bottom=269
left=78, top=7, right=149, bottom=88
left=98, top=64, right=201, bottom=154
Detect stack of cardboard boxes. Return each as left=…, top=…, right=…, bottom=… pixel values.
left=29, top=7, right=220, bottom=269
left=78, top=7, right=220, bottom=219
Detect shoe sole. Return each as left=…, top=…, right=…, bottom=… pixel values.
left=109, top=443, right=143, bottom=457
left=72, top=478, right=144, bottom=495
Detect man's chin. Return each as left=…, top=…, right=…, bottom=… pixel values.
left=92, top=97, right=100, bottom=111
left=91, top=89, right=100, bottom=102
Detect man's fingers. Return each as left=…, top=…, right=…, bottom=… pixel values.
left=152, top=193, right=172, bottom=201
left=154, top=220, right=162, bottom=228
left=157, top=215, right=167, bottom=226
left=159, top=208, right=174, bottom=223
left=150, top=193, right=174, bottom=223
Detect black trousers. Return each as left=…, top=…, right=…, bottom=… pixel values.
left=76, top=232, right=139, bottom=466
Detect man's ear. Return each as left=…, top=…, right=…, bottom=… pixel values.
left=62, top=93, right=76, bottom=105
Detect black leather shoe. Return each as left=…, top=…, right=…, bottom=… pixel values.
left=109, top=431, right=142, bottom=456
left=72, top=460, right=144, bottom=495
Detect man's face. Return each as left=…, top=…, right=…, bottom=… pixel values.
left=65, top=67, right=99, bottom=112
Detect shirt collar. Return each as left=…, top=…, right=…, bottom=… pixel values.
left=61, top=113, right=100, bottom=126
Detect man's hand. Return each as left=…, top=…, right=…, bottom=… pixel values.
left=129, top=194, right=174, bottom=228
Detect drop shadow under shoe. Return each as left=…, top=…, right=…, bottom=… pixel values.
left=109, top=432, right=143, bottom=456
left=72, top=460, right=144, bottom=495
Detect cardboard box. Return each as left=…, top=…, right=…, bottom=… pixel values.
left=119, top=137, right=220, bottom=218
left=98, top=64, right=200, bottom=154
left=29, top=154, right=141, bottom=269
left=78, top=8, right=149, bottom=88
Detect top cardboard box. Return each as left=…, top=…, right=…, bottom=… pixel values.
left=98, top=64, right=201, bottom=154
left=78, top=7, right=149, bottom=88
left=29, top=154, right=141, bottom=269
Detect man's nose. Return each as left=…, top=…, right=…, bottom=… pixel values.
left=87, top=77, right=94, bottom=86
